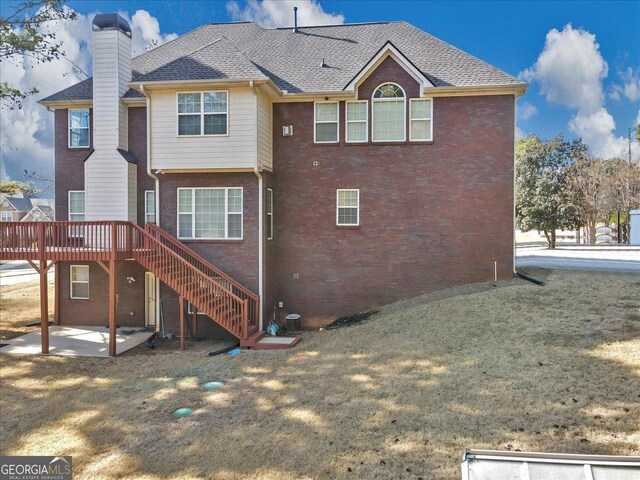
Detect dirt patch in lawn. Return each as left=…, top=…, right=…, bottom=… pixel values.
left=0, top=278, right=54, bottom=341
left=1, top=270, right=639, bottom=479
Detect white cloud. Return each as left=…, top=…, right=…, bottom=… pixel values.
left=226, top=0, right=344, bottom=28
left=521, top=24, right=638, bottom=160
left=621, top=67, right=640, bottom=102
left=515, top=126, right=526, bottom=140
left=518, top=101, right=538, bottom=121
left=0, top=8, right=176, bottom=186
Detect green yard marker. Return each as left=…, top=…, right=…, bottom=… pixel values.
left=173, top=408, right=193, bottom=418
left=203, top=381, right=224, bottom=390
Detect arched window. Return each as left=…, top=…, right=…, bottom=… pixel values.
left=372, top=83, right=406, bottom=142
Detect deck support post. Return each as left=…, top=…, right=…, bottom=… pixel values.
left=54, top=263, right=60, bottom=325
left=179, top=295, right=185, bottom=350
left=39, top=260, right=49, bottom=354
left=191, top=311, right=197, bottom=341
left=108, top=259, right=117, bottom=357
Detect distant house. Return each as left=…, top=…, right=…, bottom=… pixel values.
left=0, top=194, right=55, bottom=222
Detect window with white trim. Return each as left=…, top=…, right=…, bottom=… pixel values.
left=68, top=109, right=90, bottom=147
left=372, top=83, right=406, bottom=142
left=266, top=188, right=273, bottom=240
left=346, top=100, right=368, bottom=143
left=410, top=99, right=433, bottom=141
left=314, top=102, right=339, bottom=143
left=177, top=91, right=228, bottom=136
left=336, top=189, right=359, bottom=226
left=1, top=212, right=12, bottom=221
left=144, top=190, right=156, bottom=223
left=70, top=265, right=89, bottom=299
left=177, top=187, right=242, bottom=239
left=68, top=191, right=85, bottom=221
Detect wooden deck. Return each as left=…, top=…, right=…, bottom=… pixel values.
left=0, top=221, right=260, bottom=356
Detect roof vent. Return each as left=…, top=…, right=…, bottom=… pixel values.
left=92, top=13, right=132, bottom=37
left=292, top=6, right=298, bottom=33
left=320, top=58, right=326, bottom=68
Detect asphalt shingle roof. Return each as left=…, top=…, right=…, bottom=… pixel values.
left=41, top=21, right=524, bottom=102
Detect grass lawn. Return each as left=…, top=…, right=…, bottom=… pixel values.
left=0, top=270, right=639, bottom=479
left=0, top=276, right=54, bottom=341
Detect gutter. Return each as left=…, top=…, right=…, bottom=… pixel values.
left=250, top=80, right=264, bottom=331
left=140, top=84, right=162, bottom=331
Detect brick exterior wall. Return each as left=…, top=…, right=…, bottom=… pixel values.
left=54, top=108, right=92, bottom=220
left=57, top=261, right=146, bottom=327
left=271, top=56, right=515, bottom=327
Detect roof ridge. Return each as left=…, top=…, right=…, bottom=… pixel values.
left=272, top=21, right=391, bottom=30
left=131, top=22, right=215, bottom=61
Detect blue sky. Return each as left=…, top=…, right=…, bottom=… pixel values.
left=1, top=0, right=639, bottom=185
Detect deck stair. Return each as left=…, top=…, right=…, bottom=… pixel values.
left=0, top=221, right=260, bottom=343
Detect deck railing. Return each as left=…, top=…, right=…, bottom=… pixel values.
left=145, top=223, right=259, bottom=334
left=0, top=221, right=135, bottom=261
left=0, top=221, right=257, bottom=339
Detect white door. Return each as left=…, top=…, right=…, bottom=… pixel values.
left=144, top=272, right=157, bottom=326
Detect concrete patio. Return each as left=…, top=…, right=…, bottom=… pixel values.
left=0, top=326, right=151, bottom=357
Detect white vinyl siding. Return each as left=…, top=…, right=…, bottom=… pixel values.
left=68, top=191, right=85, bottom=221
left=68, top=109, right=90, bottom=148
left=257, top=91, right=273, bottom=170
left=70, top=265, right=89, bottom=299
left=336, top=189, right=359, bottom=226
left=372, top=83, right=406, bottom=142
left=266, top=188, right=273, bottom=240
left=346, top=101, right=368, bottom=143
left=314, top=102, right=339, bottom=143
left=410, top=99, right=433, bottom=141
left=144, top=190, right=155, bottom=223
left=151, top=88, right=256, bottom=170
left=177, top=91, right=228, bottom=136
left=177, top=187, right=243, bottom=240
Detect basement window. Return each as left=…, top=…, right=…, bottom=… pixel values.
left=70, top=265, right=89, bottom=299
left=177, top=91, right=228, bottom=136
left=336, top=189, right=359, bottom=226
left=314, top=101, right=339, bottom=143
left=68, top=109, right=90, bottom=148
left=177, top=187, right=242, bottom=240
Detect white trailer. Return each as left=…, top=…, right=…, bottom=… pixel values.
left=461, top=449, right=640, bottom=480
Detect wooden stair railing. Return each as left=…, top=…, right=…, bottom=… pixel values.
left=144, top=223, right=259, bottom=335
left=129, top=223, right=254, bottom=339
left=0, top=221, right=258, bottom=340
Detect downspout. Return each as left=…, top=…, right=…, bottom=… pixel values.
left=250, top=80, right=264, bottom=331
left=513, top=96, right=517, bottom=275
left=140, top=84, right=162, bottom=331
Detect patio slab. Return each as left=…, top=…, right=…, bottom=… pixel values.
left=0, top=326, right=151, bottom=357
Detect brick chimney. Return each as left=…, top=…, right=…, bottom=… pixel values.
left=85, top=13, right=136, bottom=222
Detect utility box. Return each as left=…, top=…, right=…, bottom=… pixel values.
left=631, top=210, right=640, bottom=245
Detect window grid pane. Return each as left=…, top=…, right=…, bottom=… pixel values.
left=337, top=190, right=359, bottom=225
left=204, top=114, right=227, bottom=135
left=316, top=123, right=338, bottom=142
left=178, top=115, right=201, bottom=135
left=411, top=99, right=431, bottom=119
left=195, top=189, right=225, bottom=238
left=203, top=92, right=227, bottom=113
left=373, top=100, right=404, bottom=141
left=178, top=93, right=201, bottom=113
